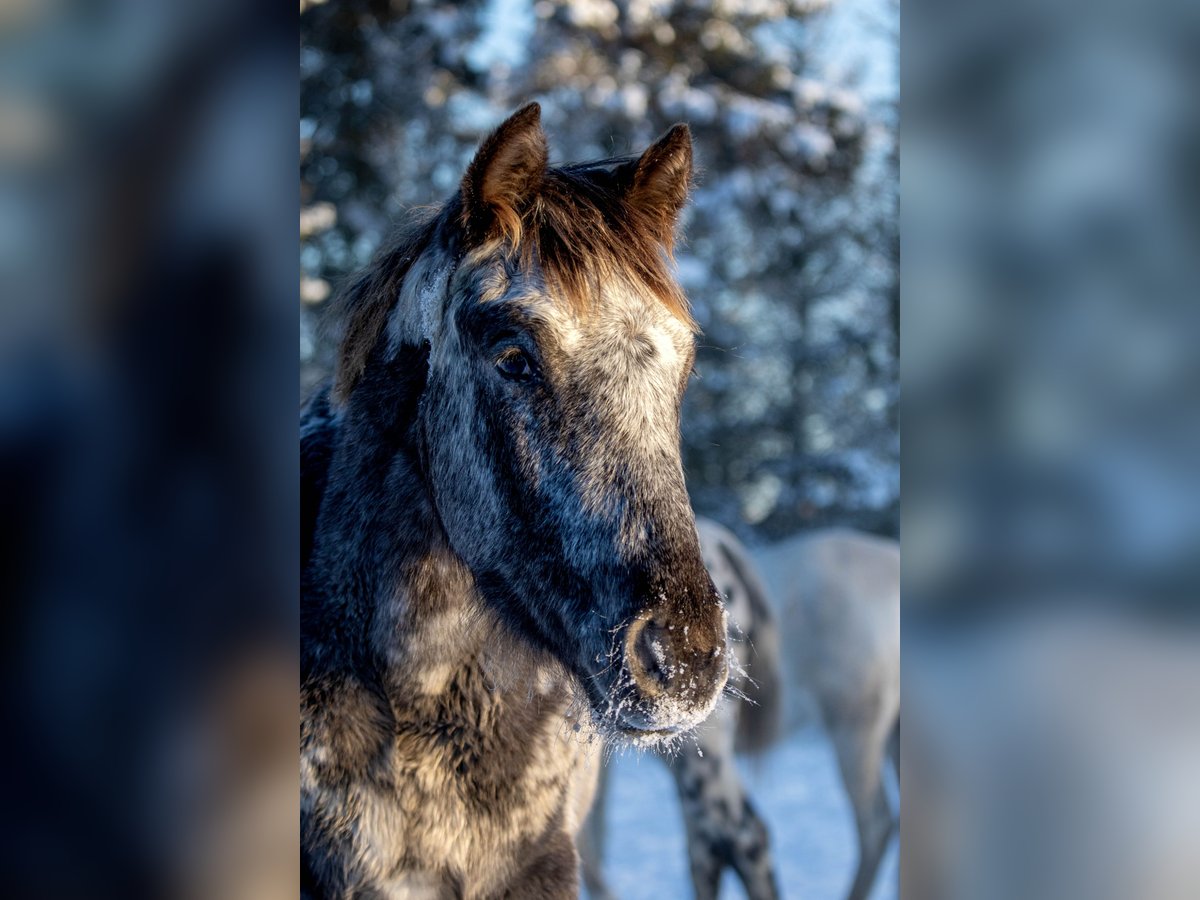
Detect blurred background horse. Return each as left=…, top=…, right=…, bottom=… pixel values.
left=758, top=529, right=900, bottom=900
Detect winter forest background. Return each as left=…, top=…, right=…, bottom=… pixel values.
left=300, top=0, right=899, bottom=544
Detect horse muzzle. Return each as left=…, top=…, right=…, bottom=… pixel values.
left=608, top=601, right=729, bottom=740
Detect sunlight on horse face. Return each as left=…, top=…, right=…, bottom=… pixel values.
left=418, top=253, right=728, bottom=743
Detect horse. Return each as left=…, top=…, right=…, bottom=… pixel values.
left=579, top=517, right=784, bottom=900
left=756, top=528, right=900, bottom=900
left=300, top=103, right=732, bottom=899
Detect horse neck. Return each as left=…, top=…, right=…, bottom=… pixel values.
left=305, top=347, right=490, bottom=688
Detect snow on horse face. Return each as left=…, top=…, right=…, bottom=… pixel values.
left=302, top=104, right=728, bottom=898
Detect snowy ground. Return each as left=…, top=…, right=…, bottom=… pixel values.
left=593, top=727, right=898, bottom=900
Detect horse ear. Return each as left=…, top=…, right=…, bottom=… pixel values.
left=627, top=124, right=693, bottom=251
left=460, top=102, right=548, bottom=243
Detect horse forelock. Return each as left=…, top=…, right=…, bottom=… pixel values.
left=457, top=159, right=697, bottom=337
left=494, top=162, right=696, bottom=332
left=333, top=157, right=697, bottom=401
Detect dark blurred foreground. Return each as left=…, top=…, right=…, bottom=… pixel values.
left=1, top=2, right=296, bottom=898
left=1, top=0, right=1199, bottom=898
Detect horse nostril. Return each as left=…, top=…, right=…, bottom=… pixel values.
left=626, top=611, right=730, bottom=710
left=630, top=619, right=672, bottom=691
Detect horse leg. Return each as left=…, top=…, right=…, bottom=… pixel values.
left=578, top=763, right=617, bottom=900
left=668, top=749, right=725, bottom=900
left=725, top=794, right=780, bottom=900
left=829, top=707, right=896, bottom=900
left=667, top=707, right=780, bottom=900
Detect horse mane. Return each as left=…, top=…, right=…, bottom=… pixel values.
left=716, top=537, right=783, bottom=756
left=330, top=207, right=445, bottom=401
left=331, top=155, right=695, bottom=403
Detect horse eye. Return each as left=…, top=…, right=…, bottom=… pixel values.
left=495, top=348, right=534, bottom=382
